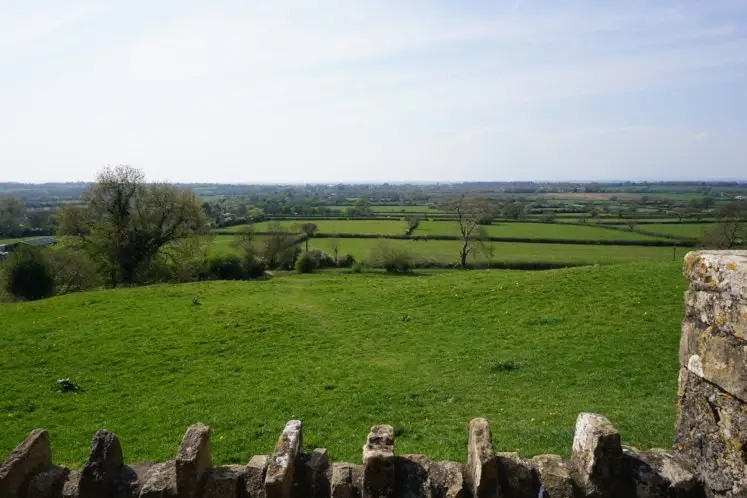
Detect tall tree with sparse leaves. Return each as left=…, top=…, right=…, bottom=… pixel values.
left=58, top=165, right=208, bottom=286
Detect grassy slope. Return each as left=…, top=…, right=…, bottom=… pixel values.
left=415, top=221, right=666, bottom=241
left=0, top=263, right=685, bottom=466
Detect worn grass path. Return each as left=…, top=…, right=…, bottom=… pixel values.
left=0, top=263, right=686, bottom=467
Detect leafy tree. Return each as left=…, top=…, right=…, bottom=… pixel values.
left=57, top=165, right=208, bottom=286
left=299, top=222, right=318, bottom=251
left=502, top=202, right=525, bottom=220
left=261, top=222, right=300, bottom=269
left=701, top=201, right=747, bottom=249
left=0, top=196, right=25, bottom=236
left=346, top=198, right=373, bottom=216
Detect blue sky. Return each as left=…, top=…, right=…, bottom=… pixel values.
left=1, top=0, right=746, bottom=183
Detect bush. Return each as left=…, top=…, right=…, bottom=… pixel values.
left=47, top=247, right=102, bottom=295
left=1, top=245, right=55, bottom=300
left=368, top=241, right=413, bottom=273
left=337, top=253, right=356, bottom=268
left=351, top=261, right=364, bottom=273
left=306, top=249, right=336, bottom=268
left=295, top=252, right=317, bottom=273
left=207, top=255, right=246, bottom=280
left=243, top=255, right=266, bottom=278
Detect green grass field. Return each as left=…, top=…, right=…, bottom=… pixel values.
left=370, top=205, right=446, bottom=213
left=634, top=223, right=714, bottom=239
left=0, top=263, right=685, bottom=466
left=414, top=221, right=666, bottom=241
left=221, top=220, right=409, bottom=235
left=308, top=238, right=684, bottom=264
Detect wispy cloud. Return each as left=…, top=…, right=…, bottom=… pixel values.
left=1, top=0, right=746, bottom=182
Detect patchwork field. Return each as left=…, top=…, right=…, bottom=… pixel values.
left=0, top=262, right=685, bottom=466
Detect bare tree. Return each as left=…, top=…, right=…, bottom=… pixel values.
left=330, top=238, right=340, bottom=265
left=58, top=165, right=208, bottom=285
left=262, top=222, right=300, bottom=269
left=450, top=196, right=484, bottom=268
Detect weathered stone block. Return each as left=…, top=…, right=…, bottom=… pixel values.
left=685, top=290, right=747, bottom=341
left=362, top=425, right=395, bottom=498
left=570, top=413, right=623, bottom=497
left=201, top=465, right=243, bottom=498
left=622, top=447, right=703, bottom=498
left=466, top=418, right=499, bottom=498
left=530, top=455, right=574, bottom=498
left=675, top=368, right=747, bottom=498
left=679, top=320, right=747, bottom=402
left=683, top=251, right=747, bottom=297
left=395, top=455, right=432, bottom=498
left=496, top=452, right=541, bottom=498
left=62, top=470, right=80, bottom=498
left=331, top=463, right=362, bottom=498
left=139, top=461, right=177, bottom=498
left=245, top=455, right=269, bottom=498
left=27, top=465, right=69, bottom=498
left=295, top=448, right=330, bottom=498
left=78, top=429, right=124, bottom=498
left=0, top=429, right=52, bottom=498
left=429, top=461, right=464, bottom=498
left=265, top=420, right=302, bottom=498
left=176, top=424, right=212, bottom=498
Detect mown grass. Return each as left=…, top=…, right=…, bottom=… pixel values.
left=635, top=223, right=714, bottom=239
left=307, top=238, right=685, bottom=265
left=370, top=205, right=447, bottom=213
left=415, top=221, right=666, bottom=241
left=0, top=263, right=685, bottom=467
left=221, top=220, right=409, bottom=235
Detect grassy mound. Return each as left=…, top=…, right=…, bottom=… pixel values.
left=0, top=263, right=686, bottom=466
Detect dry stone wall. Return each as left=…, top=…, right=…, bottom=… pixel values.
left=2, top=250, right=746, bottom=498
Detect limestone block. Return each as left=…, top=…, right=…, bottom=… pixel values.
left=265, top=420, right=302, bottom=498
left=176, top=424, right=212, bottom=498
left=362, top=425, right=395, bottom=498
left=530, top=455, right=574, bottom=498
left=26, top=465, right=69, bottom=498
left=429, top=461, right=465, bottom=498
left=496, top=452, right=541, bottom=498
left=683, top=251, right=747, bottom=297
left=139, top=461, right=177, bottom=498
left=570, top=413, right=623, bottom=497
left=675, top=368, right=747, bottom=498
left=201, top=465, right=243, bottom=498
left=466, top=418, right=499, bottom=498
left=78, top=430, right=124, bottom=498
left=622, top=447, right=703, bottom=498
left=331, top=463, right=362, bottom=498
left=679, top=320, right=747, bottom=402
left=245, top=455, right=269, bottom=498
left=0, top=429, right=52, bottom=498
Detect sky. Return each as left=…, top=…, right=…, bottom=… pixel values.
left=1, top=0, right=746, bottom=183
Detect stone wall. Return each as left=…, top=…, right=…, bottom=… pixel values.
left=1, top=250, right=745, bottom=498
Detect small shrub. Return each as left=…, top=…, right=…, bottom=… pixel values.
left=295, top=252, right=317, bottom=273
left=351, top=261, right=364, bottom=273
left=207, top=254, right=245, bottom=280
left=337, top=253, right=356, bottom=268
left=369, top=241, right=413, bottom=273
left=306, top=249, right=335, bottom=268
left=1, top=245, right=55, bottom=301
